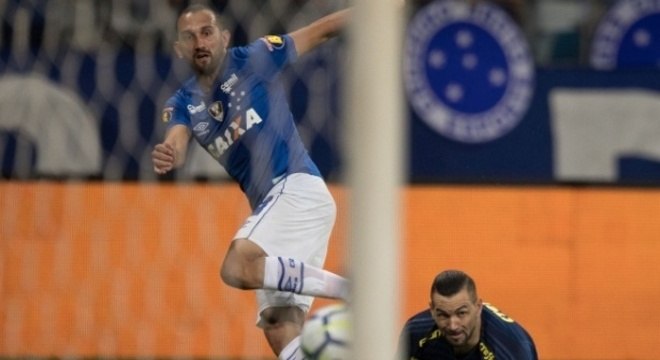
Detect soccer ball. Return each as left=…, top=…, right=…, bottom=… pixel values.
left=300, top=303, right=352, bottom=360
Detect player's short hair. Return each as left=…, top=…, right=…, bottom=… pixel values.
left=430, top=269, right=478, bottom=302
left=177, top=3, right=227, bottom=31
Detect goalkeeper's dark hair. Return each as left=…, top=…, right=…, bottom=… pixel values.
left=430, top=270, right=478, bottom=302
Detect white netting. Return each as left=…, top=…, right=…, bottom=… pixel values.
left=0, top=0, right=347, bottom=181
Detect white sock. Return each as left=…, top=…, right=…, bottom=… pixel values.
left=279, top=335, right=305, bottom=360
left=263, top=256, right=350, bottom=300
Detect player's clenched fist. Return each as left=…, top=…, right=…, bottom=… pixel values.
left=152, top=143, right=175, bottom=174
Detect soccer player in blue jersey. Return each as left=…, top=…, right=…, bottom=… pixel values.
left=399, top=270, right=537, bottom=359
left=151, top=4, right=350, bottom=359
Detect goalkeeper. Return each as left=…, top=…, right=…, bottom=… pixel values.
left=399, top=270, right=537, bottom=359
left=151, top=4, right=350, bottom=360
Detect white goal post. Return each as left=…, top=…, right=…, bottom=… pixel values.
left=346, top=0, right=405, bottom=358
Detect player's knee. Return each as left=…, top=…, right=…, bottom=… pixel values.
left=261, top=306, right=305, bottom=329
left=220, top=239, right=267, bottom=289
left=220, top=262, right=246, bottom=289
left=220, top=256, right=261, bottom=290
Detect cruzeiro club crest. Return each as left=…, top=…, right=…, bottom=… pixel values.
left=590, top=0, right=660, bottom=69
left=404, top=0, right=534, bottom=143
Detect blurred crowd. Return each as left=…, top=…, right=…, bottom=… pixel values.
left=0, top=0, right=346, bottom=54
left=1, top=0, right=618, bottom=65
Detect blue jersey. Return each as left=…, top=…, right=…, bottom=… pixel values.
left=399, top=303, right=538, bottom=360
left=163, top=34, right=321, bottom=209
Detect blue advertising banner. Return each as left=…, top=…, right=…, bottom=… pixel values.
left=409, top=68, right=660, bottom=184
left=405, top=0, right=660, bottom=185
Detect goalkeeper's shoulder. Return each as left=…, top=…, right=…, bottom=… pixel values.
left=482, top=303, right=538, bottom=358
left=398, top=309, right=441, bottom=355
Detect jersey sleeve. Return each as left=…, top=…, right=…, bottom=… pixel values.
left=397, top=318, right=414, bottom=358
left=495, top=334, right=537, bottom=360
left=243, top=34, right=298, bottom=82
left=482, top=304, right=539, bottom=360
left=506, top=325, right=538, bottom=360
left=398, top=310, right=446, bottom=359
left=161, top=91, right=191, bottom=131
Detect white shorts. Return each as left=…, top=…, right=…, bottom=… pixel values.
left=233, top=173, right=337, bottom=326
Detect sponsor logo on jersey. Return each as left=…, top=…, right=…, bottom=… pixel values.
left=261, top=35, right=285, bottom=51
left=418, top=329, right=441, bottom=348
left=207, top=107, right=263, bottom=158
left=403, top=1, right=534, bottom=143
left=161, top=107, right=173, bottom=123
left=208, top=101, right=224, bottom=121
left=220, top=73, right=239, bottom=94
left=187, top=101, right=206, bottom=114
left=479, top=342, right=495, bottom=360
left=590, top=0, right=660, bottom=69
left=193, top=122, right=210, bottom=136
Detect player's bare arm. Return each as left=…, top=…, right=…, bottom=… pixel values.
left=152, top=124, right=190, bottom=174
left=289, top=8, right=350, bottom=56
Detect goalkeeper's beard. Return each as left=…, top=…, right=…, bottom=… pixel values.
left=446, top=330, right=468, bottom=345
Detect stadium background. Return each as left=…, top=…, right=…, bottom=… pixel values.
left=2, top=0, right=660, bottom=359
